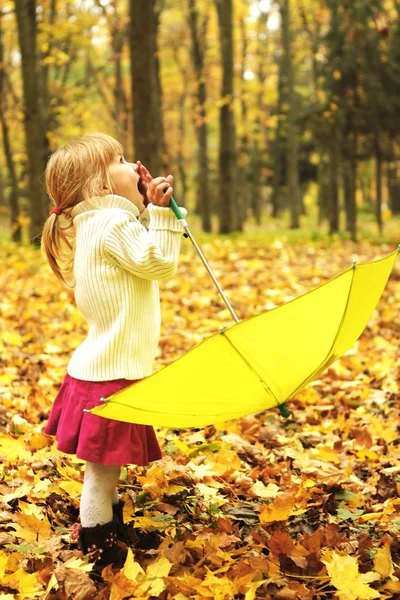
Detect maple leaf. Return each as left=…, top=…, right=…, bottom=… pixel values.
left=321, top=551, right=381, bottom=600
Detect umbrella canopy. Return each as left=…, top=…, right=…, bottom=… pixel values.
left=88, top=249, right=398, bottom=428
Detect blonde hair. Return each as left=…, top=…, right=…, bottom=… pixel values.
left=41, top=132, right=124, bottom=287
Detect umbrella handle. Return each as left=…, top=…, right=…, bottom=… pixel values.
left=170, top=197, right=185, bottom=221
left=170, top=197, right=189, bottom=237
left=167, top=191, right=291, bottom=419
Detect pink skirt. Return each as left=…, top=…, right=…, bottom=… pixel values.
left=43, top=373, right=163, bottom=466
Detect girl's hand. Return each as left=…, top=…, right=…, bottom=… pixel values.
left=136, top=161, right=153, bottom=192
left=147, top=175, right=174, bottom=207
left=136, top=161, right=152, bottom=206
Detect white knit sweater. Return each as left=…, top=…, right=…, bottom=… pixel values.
left=66, top=194, right=187, bottom=381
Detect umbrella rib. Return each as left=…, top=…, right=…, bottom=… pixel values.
left=92, top=397, right=258, bottom=420
left=221, top=331, right=281, bottom=407
left=287, top=266, right=356, bottom=401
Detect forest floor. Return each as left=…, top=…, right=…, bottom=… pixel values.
left=0, top=229, right=399, bottom=599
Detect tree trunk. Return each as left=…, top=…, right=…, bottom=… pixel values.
left=270, top=79, right=283, bottom=217
left=375, top=140, right=383, bottom=236
left=238, top=15, right=250, bottom=225
left=129, top=0, right=163, bottom=175
left=343, top=161, right=352, bottom=231
left=250, top=3, right=269, bottom=224
left=0, top=10, right=20, bottom=242
left=317, top=160, right=329, bottom=225
left=348, top=134, right=357, bottom=242
left=387, top=162, right=400, bottom=214
left=14, top=0, right=50, bottom=245
left=281, top=0, right=300, bottom=229
left=188, top=0, right=211, bottom=232
left=154, top=7, right=169, bottom=173
left=329, top=131, right=339, bottom=234
left=343, top=152, right=357, bottom=242
left=176, top=91, right=188, bottom=201
left=215, top=0, right=239, bottom=233
left=172, top=48, right=188, bottom=204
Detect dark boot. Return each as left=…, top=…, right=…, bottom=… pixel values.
left=112, top=499, right=131, bottom=545
left=78, top=516, right=127, bottom=569
left=111, top=499, right=160, bottom=550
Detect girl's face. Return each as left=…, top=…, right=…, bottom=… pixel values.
left=107, top=154, right=146, bottom=211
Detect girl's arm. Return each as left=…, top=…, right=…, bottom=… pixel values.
left=102, top=205, right=187, bottom=280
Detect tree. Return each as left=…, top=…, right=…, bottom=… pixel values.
left=279, top=0, right=300, bottom=229
left=188, top=0, right=212, bottom=231
left=129, top=0, right=164, bottom=175
left=14, top=0, right=50, bottom=245
left=215, top=0, right=238, bottom=233
left=0, top=7, right=20, bottom=242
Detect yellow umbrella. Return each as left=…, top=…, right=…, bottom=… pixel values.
left=87, top=199, right=399, bottom=428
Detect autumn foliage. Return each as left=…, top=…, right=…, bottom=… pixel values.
left=0, top=238, right=399, bottom=599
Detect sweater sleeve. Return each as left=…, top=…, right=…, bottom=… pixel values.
left=103, top=205, right=187, bottom=281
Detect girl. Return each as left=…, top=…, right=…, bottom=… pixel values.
left=41, top=132, right=187, bottom=569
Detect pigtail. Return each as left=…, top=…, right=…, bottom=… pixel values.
left=41, top=212, right=76, bottom=288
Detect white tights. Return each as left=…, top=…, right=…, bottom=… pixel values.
left=80, top=461, right=121, bottom=528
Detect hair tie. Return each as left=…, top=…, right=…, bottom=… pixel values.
left=50, top=208, right=62, bottom=216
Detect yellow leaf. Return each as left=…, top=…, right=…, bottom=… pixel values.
left=251, top=481, right=281, bottom=499
left=63, top=557, right=94, bottom=572
left=0, top=374, right=16, bottom=384
left=137, top=463, right=167, bottom=488
left=0, top=552, right=9, bottom=578
left=195, top=482, right=227, bottom=504
left=259, top=495, right=295, bottom=523
left=43, top=343, right=63, bottom=354
left=18, top=500, right=45, bottom=520
left=360, top=513, right=382, bottom=521
left=57, top=479, right=83, bottom=498
left=304, top=479, right=316, bottom=488
left=133, top=516, right=171, bottom=532
left=322, top=551, right=380, bottom=600
left=28, top=432, right=51, bottom=451
left=44, top=573, right=59, bottom=595
left=1, top=567, right=42, bottom=597
left=200, top=569, right=238, bottom=600
left=32, top=478, right=52, bottom=496
left=204, top=446, right=242, bottom=476
left=374, top=546, right=395, bottom=580
left=356, top=449, right=379, bottom=462
left=3, top=332, right=22, bottom=346
left=185, top=539, right=206, bottom=549
left=14, top=513, right=52, bottom=542
left=123, top=548, right=145, bottom=582
left=0, top=435, right=32, bottom=462
left=143, top=555, right=172, bottom=596
left=2, top=483, right=32, bottom=504
left=312, top=446, right=341, bottom=464
left=164, top=484, right=187, bottom=495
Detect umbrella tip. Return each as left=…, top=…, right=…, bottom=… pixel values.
left=352, top=260, right=357, bottom=267
left=278, top=403, right=291, bottom=418
left=397, top=244, right=400, bottom=252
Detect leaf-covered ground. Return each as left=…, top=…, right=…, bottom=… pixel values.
left=0, top=238, right=399, bottom=600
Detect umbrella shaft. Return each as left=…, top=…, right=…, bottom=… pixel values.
left=183, top=225, right=240, bottom=323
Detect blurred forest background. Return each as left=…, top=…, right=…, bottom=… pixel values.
left=0, top=0, right=399, bottom=243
